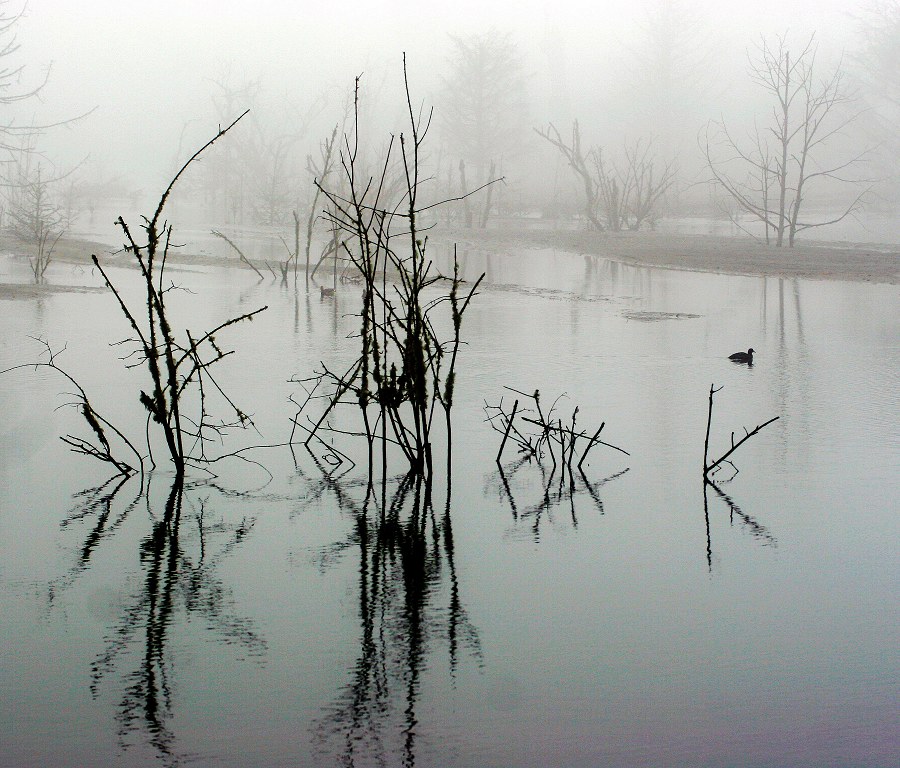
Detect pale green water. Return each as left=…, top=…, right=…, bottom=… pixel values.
left=1, top=245, right=897, bottom=767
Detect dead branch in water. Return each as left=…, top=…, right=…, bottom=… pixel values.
left=703, top=383, right=779, bottom=480
left=90, top=112, right=267, bottom=480
left=496, top=398, right=519, bottom=462
left=211, top=229, right=265, bottom=279
left=291, top=56, right=493, bottom=490
left=1, top=337, right=144, bottom=478
left=486, top=387, right=628, bottom=481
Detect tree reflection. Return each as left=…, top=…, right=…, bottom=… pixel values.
left=702, top=479, right=777, bottom=572
left=55, top=476, right=265, bottom=766
left=488, top=457, right=629, bottom=542
left=49, top=474, right=143, bottom=602
left=311, top=470, right=481, bottom=767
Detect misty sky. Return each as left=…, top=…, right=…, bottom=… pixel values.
left=14, top=0, right=872, bottom=191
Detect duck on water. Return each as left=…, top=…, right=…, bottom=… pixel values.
left=729, top=348, right=754, bottom=364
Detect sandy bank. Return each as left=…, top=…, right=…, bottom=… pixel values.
left=437, top=228, right=899, bottom=285
left=2, top=227, right=898, bottom=289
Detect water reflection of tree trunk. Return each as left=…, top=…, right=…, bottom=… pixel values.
left=778, top=277, right=785, bottom=346
left=792, top=278, right=805, bottom=345
left=127, top=483, right=182, bottom=759
left=50, top=475, right=143, bottom=602
left=703, top=480, right=713, bottom=572
left=702, top=479, right=777, bottom=572
left=314, top=474, right=481, bottom=766
left=88, top=479, right=265, bottom=764
left=331, top=289, right=339, bottom=337
left=492, top=459, right=628, bottom=542
left=771, top=277, right=809, bottom=470
left=759, top=276, right=767, bottom=326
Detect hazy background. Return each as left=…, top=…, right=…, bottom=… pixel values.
left=9, top=0, right=897, bottom=238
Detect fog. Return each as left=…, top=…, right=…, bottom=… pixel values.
left=2, top=4, right=898, bottom=766
left=9, top=0, right=898, bottom=235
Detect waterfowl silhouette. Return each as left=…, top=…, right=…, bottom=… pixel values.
left=728, top=348, right=754, bottom=364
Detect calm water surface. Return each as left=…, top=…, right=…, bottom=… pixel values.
left=1, top=243, right=897, bottom=767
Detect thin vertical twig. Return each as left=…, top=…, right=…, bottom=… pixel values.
left=497, top=399, right=519, bottom=463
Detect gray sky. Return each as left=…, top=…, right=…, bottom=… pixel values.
left=15, top=0, right=866, bottom=191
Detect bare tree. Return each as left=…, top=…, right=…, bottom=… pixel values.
left=703, top=33, right=871, bottom=247
left=6, top=145, right=67, bottom=281
left=0, top=2, right=94, bottom=167
left=593, top=139, right=677, bottom=231
left=620, top=0, right=720, bottom=211
left=0, top=2, right=50, bottom=159
left=534, top=122, right=603, bottom=230
left=299, top=124, right=339, bottom=286
left=852, top=1, right=900, bottom=204
left=625, top=2, right=719, bottom=159
left=200, top=71, right=261, bottom=223
left=0, top=0, right=92, bottom=274
left=439, top=31, right=527, bottom=226
left=249, top=92, right=330, bottom=227
left=248, top=131, right=300, bottom=226
left=536, top=122, right=675, bottom=231
left=853, top=1, right=900, bottom=109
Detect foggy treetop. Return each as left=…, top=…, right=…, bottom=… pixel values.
left=4, top=0, right=894, bottom=230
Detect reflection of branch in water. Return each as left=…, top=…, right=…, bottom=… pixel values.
left=521, top=462, right=559, bottom=540
left=49, top=475, right=143, bottom=603
left=442, top=491, right=479, bottom=678
left=89, top=480, right=266, bottom=765
left=702, top=480, right=777, bottom=573
left=60, top=474, right=132, bottom=528
left=488, top=455, right=531, bottom=520
left=706, top=480, right=777, bottom=546
left=313, top=473, right=481, bottom=767
left=703, top=481, right=713, bottom=573
left=578, top=466, right=631, bottom=514
left=490, top=460, right=630, bottom=542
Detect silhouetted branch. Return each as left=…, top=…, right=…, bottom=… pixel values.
left=1, top=337, right=143, bottom=477
left=703, top=383, right=779, bottom=479
left=293, top=57, right=489, bottom=489
left=496, top=398, right=518, bottom=462
left=486, top=387, right=627, bottom=483
left=88, top=114, right=266, bottom=480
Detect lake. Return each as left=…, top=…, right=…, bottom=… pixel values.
left=1, top=241, right=897, bottom=767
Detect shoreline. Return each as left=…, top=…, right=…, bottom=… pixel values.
left=435, top=228, right=900, bottom=285
left=1, top=227, right=898, bottom=289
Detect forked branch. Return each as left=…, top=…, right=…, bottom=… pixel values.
left=703, top=383, right=779, bottom=480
